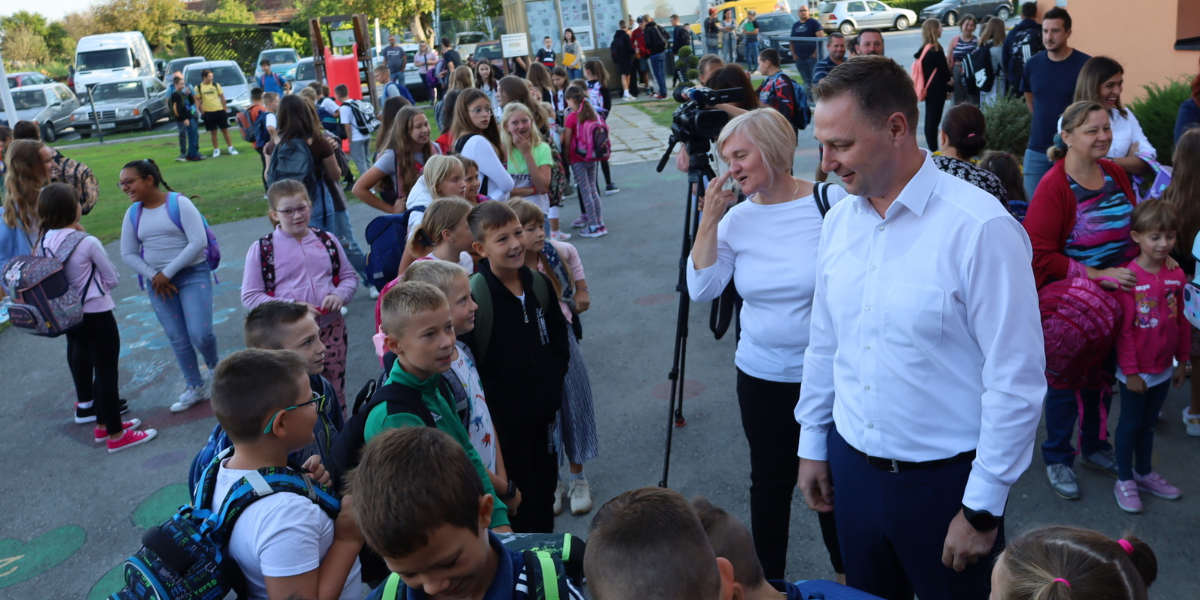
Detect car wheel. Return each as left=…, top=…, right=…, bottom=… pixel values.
left=839, top=20, right=856, bottom=35
left=42, top=122, right=56, bottom=143
left=141, top=115, right=153, bottom=131
left=894, top=16, right=910, bottom=31
left=944, top=11, right=958, bottom=27
left=996, top=6, right=1011, bottom=20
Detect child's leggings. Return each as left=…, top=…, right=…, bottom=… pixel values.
left=66, top=311, right=123, bottom=435
left=319, top=315, right=349, bottom=413
left=572, top=162, right=603, bottom=228
left=1116, top=379, right=1171, bottom=480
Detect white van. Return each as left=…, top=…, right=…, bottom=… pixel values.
left=74, top=32, right=155, bottom=97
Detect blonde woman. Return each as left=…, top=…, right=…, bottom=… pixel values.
left=915, top=18, right=952, bottom=149
left=686, top=108, right=849, bottom=581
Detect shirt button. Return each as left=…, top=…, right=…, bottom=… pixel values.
left=864, top=345, right=871, bottom=351
left=870, top=265, right=876, bottom=271
left=864, top=305, right=872, bottom=312
left=868, top=423, right=875, bottom=428
left=878, top=225, right=886, bottom=231
left=864, top=385, right=871, bottom=391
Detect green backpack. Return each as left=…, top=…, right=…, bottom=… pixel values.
left=469, top=271, right=552, bottom=364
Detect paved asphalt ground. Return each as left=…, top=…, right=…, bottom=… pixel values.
left=4, top=24, right=1198, bottom=598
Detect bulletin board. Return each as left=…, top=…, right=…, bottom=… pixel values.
left=591, top=0, right=625, bottom=51
left=526, top=0, right=563, bottom=56
left=561, top=0, right=596, bottom=50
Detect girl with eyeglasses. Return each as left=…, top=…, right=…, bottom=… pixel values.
left=451, top=88, right=514, bottom=202
left=241, top=179, right=359, bottom=413
left=118, top=159, right=219, bottom=413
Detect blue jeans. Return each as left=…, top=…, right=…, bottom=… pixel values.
left=649, top=52, right=668, bottom=96
left=309, top=182, right=337, bottom=232
left=331, top=208, right=368, bottom=282
left=795, top=56, right=817, bottom=91
left=745, top=40, right=760, bottom=71
left=1116, top=380, right=1171, bottom=480
left=147, top=262, right=218, bottom=389
left=1023, top=147, right=1052, bottom=201
left=1042, top=386, right=1114, bottom=468
left=567, top=67, right=583, bottom=81
left=706, top=42, right=720, bottom=57
left=390, top=71, right=404, bottom=86
left=176, top=119, right=200, bottom=159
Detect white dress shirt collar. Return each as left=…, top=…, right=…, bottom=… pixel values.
left=851, top=150, right=937, bottom=219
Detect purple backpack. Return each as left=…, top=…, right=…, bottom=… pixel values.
left=1, top=231, right=96, bottom=337
left=129, top=192, right=222, bottom=286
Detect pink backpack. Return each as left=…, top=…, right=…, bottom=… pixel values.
left=911, top=44, right=934, bottom=102
left=1039, top=277, right=1122, bottom=390
left=573, top=116, right=611, bottom=163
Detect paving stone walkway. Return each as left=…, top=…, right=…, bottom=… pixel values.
left=606, top=104, right=673, bottom=165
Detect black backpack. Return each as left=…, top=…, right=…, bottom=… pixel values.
left=1008, top=25, right=1044, bottom=95
left=962, top=43, right=994, bottom=95
left=266, top=137, right=322, bottom=206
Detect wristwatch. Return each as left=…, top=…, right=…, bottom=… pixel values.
left=962, top=505, right=1002, bottom=532
left=499, top=479, right=518, bottom=500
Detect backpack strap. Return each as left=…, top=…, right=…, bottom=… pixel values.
left=531, top=270, right=552, bottom=312
left=313, top=227, right=342, bottom=286
left=469, top=272, right=493, bottom=364
left=379, top=573, right=404, bottom=600
left=814, top=182, right=832, bottom=218
left=370, top=381, right=438, bottom=430
left=165, top=192, right=184, bottom=232
left=521, top=550, right=570, bottom=600
left=205, top=465, right=340, bottom=546
left=258, top=233, right=277, bottom=296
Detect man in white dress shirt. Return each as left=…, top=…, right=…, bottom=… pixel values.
left=795, top=55, right=1047, bottom=600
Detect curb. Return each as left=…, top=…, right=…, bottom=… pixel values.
left=54, top=132, right=178, bottom=150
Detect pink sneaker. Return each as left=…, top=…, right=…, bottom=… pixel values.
left=1114, top=480, right=1143, bottom=513
left=1134, top=471, right=1181, bottom=499
left=107, top=428, right=158, bottom=453
left=94, top=419, right=142, bottom=443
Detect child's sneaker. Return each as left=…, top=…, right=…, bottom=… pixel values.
left=553, top=479, right=566, bottom=516
left=212, top=148, right=221, bottom=158
left=175, top=155, right=187, bottom=162
left=1079, top=449, right=1119, bottom=478
left=74, top=400, right=129, bottom=424
left=605, top=183, right=620, bottom=195
left=227, top=146, right=239, bottom=155
left=107, top=428, right=158, bottom=453
left=1114, top=480, right=1143, bottom=513
left=171, top=386, right=209, bottom=412
left=94, top=419, right=142, bottom=443
left=1183, top=406, right=1200, bottom=436
left=571, top=215, right=589, bottom=229
left=551, top=230, right=572, bottom=241
left=568, top=478, right=592, bottom=515
left=579, top=225, right=609, bottom=238
left=623, top=91, right=634, bottom=100
left=369, top=286, right=381, bottom=300
left=1133, top=471, right=1181, bottom=499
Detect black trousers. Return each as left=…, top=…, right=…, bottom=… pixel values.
left=67, top=311, right=123, bottom=435
left=923, top=97, right=946, bottom=152
left=736, top=368, right=843, bottom=580
left=255, top=146, right=268, bottom=191
left=494, top=420, right=558, bottom=533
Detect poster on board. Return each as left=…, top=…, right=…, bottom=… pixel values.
left=502, top=33, right=530, bottom=58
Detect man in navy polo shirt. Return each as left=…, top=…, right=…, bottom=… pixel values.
left=789, top=4, right=825, bottom=96
left=1020, top=7, right=1089, bottom=199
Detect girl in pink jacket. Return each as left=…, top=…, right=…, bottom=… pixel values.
left=242, top=180, right=358, bottom=411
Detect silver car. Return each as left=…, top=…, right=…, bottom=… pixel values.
left=70, top=77, right=170, bottom=138
left=819, top=0, right=917, bottom=34
left=182, top=60, right=252, bottom=123
left=0, top=83, right=80, bottom=143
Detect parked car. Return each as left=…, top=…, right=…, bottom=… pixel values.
left=736, top=12, right=800, bottom=62
left=70, top=77, right=170, bottom=138
left=455, top=31, right=489, bottom=60
left=703, top=0, right=794, bottom=35
left=73, top=31, right=156, bottom=97
left=292, top=57, right=318, bottom=91
left=472, top=40, right=506, bottom=78
left=6, top=72, right=54, bottom=88
left=0, top=83, right=80, bottom=143
left=819, top=0, right=916, bottom=34
left=182, top=60, right=251, bottom=122
left=920, top=0, right=1013, bottom=27
left=254, top=48, right=301, bottom=82
left=164, top=56, right=206, bottom=81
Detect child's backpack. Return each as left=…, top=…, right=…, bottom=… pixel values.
left=1008, top=24, right=1044, bottom=94
left=110, top=449, right=340, bottom=600
left=51, top=151, right=100, bottom=216
left=796, top=579, right=888, bottom=599
left=266, top=137, right=322, bottom=207
left=252, top=110, right=272, bottom=150
left=1, top=231, right=98, bottom=337
left=363, top=206, right=428, bottom=290
left=573, top=116, right=612, bottom=163
left=369, top=533, right=587, bottom=600
left=911, top=43, right=934, bottom=103
left=962, top=43, right=994, bottom=95
left=758, top=71, right=809, bottom=131
left=258, top=226, right=341, bottom=296
left=586, top=80, right=608, bottom=117
left=128, top=192, right=222, bottom=285
left=469, top=270, right=551, bottom=364
left=235, top=104, right=265, bottom=144
left=317, top=105, right=341, bottom=135
left=345, top=98, right=381, bottom=136
left=1039, top=276, right=1122, bottom=391
left=547, top=142, right=569, bottom=207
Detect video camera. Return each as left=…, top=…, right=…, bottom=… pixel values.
left=670, top=86, right=746, bottom=143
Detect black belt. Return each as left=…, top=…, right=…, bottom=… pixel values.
left=853, top=447, right=977, bottom=474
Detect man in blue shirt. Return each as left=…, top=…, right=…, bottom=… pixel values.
left=257, top=60, right=285, bottom=96
left=789, top=5, right=825, bottom=96
left=1020, top=7, right=1089, bottom=199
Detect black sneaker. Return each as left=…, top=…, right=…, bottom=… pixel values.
left=75, top=399, right=130, bottom=424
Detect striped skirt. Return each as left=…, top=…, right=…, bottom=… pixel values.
left=557, top=333, right=598, bottom=465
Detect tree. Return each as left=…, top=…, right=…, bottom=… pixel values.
left=0, top=11, right=49, bottom=39
left=185, top=0, right=257, bottom=35
left=61, top=11, right=101, bottom=43
left=2, top=26, right=50, bottom=66
left=91, top=0, right=183, bottom=52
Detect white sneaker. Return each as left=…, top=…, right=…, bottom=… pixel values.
left=551, top=230, right=571, bottom=241
left=227, top=146, right=239, bottom=155
left=553, top=479, right=566, bottom=516
left=1184, top=406, right=1200, bottom=436
left=369, top=286, right=380, bottom=300
left=568, top=478, right=593, bottom=515
left=212, top=148, right=221, bottom=158
left=623, top=91, right=634, bottom=100
left=171, top=385, right=209, bottom=412
left=340, top=306, right=348, bottom=317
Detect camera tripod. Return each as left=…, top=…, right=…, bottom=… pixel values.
left=654, top=133, right=718, bottom=488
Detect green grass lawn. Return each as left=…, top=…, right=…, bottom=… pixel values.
left=630, top=101, right=677, bottom=130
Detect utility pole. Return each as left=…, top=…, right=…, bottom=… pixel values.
left=0, top=50, right=17, bottom=129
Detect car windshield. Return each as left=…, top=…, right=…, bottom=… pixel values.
left=475, top=44, right=501, bottom=59
left=91, top=81, right=145, bottom=103
left=261, top=50, right=298, bottom=65
left=11, top=90, right=46, bottom=110
left=167, top=59, right=201, bottom=75
left=295, top=61, right=315, bottom=80
left=756, top=16, right=796, bottom=30
left=186, top=66, right=246, bottom=87
left=458, top=33, right=488, bottom=44
left=6, top=77, right=16, bottom=87
left=819, top=3, right=837, bottom=11
left=77, top=49, right=133, bottom=71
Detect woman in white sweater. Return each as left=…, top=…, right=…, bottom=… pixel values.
left=1060, top=56, right=1156, bottom=178
left=686, top=109, right=847, bottom=582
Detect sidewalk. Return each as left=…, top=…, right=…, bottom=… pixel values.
left=606, top=104, right=672, bottom=165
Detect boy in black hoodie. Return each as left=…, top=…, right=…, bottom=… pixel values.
left=461, top=201, right=570, bottom=533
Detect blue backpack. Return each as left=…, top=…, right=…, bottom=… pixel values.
left=128, top=192, right=222, bottom=285
left=110, top=449, right=339, bottom=600
left=363, top=206, right=427, bottom=291
left=253, top=110, right=271, bottom=149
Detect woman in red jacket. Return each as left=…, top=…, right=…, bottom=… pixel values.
left=1023, top=100, right=1138, bottom=502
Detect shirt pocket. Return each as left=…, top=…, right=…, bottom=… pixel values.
left=884, top=282, right=944, bottom=352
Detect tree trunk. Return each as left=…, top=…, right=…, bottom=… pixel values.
left=409, top=14, right=426, bottom=43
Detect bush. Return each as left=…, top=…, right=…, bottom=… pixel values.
left=1129, top=77, right=1192, bottom=167
left=885, top=0, right=941, bottom=14
left=983, top=94, right=1031, bottom=159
